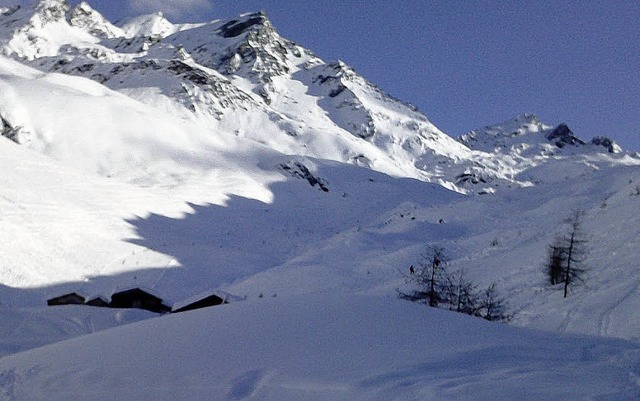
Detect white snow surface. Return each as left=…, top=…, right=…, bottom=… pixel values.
left=1, top=295, right=640, bottom=401
left=0, top=2, right=639, bottom=399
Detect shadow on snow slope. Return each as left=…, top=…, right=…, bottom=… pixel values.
left=123, top=163, right=466, bottom=302
left=3, top=161, right=465, bottom=308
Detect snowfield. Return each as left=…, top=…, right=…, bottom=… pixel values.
left=1, top=295, right=640, bottom=401
left=0, top=1, right=639, bottom=399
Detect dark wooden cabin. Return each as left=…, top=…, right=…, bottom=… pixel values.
left=85, top=296, right=110, bottom=307
left=47, top=293, right=86, bottom=306
left=110, top=288, right=171, bottom=313
left=172, top=293, right=226, bottom=313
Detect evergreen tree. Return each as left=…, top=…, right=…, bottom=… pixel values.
left=561, top=211, right=588, bottom=298
left=545, top=210, right=588, bottom=298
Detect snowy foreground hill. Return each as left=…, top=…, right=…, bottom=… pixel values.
left=1, top=1, right=640, bottom=399
left=2, top=296, right=640, bottom=400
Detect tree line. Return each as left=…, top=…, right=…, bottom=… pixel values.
left=401, top=210, right=589, bottom=323
left=399, top=246, right=511, bottom=322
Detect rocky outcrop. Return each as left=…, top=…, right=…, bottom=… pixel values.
left=591, top=136, right=622, bottom=153
left=0, top=115, right=21, bottom=142
left=279, top=161, right=329, bottom=192
left=68, top=1, right=123, bottom=38
left=33, top=0, right=70, bottom=23
left=546, top=123, right=585, bottom=148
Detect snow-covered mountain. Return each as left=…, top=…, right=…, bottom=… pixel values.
left=5, top=0, right=631, bottom=194
left=1, top=1, right=640, bottom=398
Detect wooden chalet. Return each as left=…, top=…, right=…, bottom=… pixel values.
left=172, top=293, right=226, bottom=314
left=85, top=296, right=110, bottom=307
left=109, top=288, right=171, bottom=313
left=47, top=292, right=86, bottom=306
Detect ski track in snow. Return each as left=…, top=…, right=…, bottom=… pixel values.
left=597, top=280, right=640, bottom=338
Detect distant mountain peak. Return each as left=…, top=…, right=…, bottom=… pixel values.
left=120, top=11, right=176, bottom=38
left=216, top=11, right=269, bottom=38
left=545, top=123, right=584, bottom=148
left=512, top=113, right=541, bottom=125
left=460, top=115, right=625, bottom=156
left=1, top=0, right=98, bottom=60
left=69, top=1, right=123, bottom=38
left=34, top=0, right=69, bottom=22
left=458, top=114, right=550, bottom=151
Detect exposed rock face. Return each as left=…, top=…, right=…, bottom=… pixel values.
left=310, top=62, right=376, bottom=140
left=591, top=136, right=622, bottom=153
left=217, top=12, right=268, bottom=38
left=0, top=115, right=21, bottom=143
left=68, top=1, right=123, bottom=38
left=34, top=0, right=70, bottom=23
left=279, top=161, right=329, bottom=192
left=546, top=123, right=585, bottom=148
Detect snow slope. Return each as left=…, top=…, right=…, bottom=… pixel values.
left=1, top=295, right=639, bottom=401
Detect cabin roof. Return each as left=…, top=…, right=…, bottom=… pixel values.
left=111, top=287, right=162, bottom=301
left=171, top=290, right=227, bottom=311
left=47, top=292, right=85, bottom=301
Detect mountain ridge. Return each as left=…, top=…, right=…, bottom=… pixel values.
left=2, top=0, right=635, bottom=195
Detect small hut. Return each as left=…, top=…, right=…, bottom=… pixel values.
left=47, top=293, right=86, bottom=306
left=85, top=296, right=110, bottom=307
left=110, top=288, right=171, bottom=313
left=172, top=292, right=227, bottom=313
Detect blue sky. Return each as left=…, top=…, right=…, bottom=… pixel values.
left=9, top=0, right=640, bottom=150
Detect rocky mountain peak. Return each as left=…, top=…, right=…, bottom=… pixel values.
left=591, top=136, right=622, bottom=154
left=216, top=11, right=269, bottom=38
left=198, top=11, right=305, bottom=104
left=544, top=124, right=621, bottom=154
left=545, top=123, right=585, bottom=148
left=459, top=114, right=552, bottom=151
left=33, top=0, right=69, bottom=23
left=223, top=12, right=297, bottom=78
left=68, top=1, right=123, bottom=38
left=120, top=11, right=176, bottom=38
